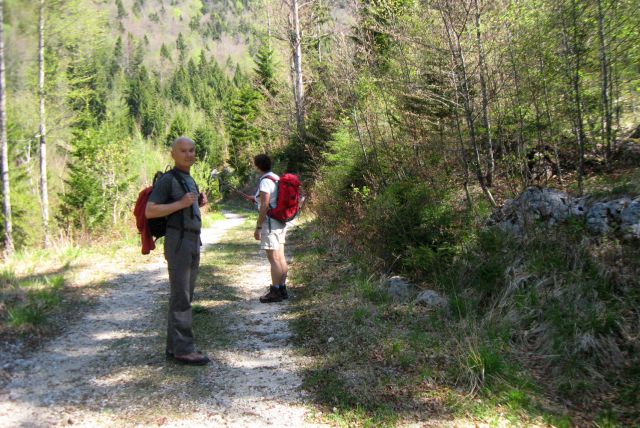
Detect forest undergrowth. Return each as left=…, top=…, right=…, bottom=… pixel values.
left=288, top=167, right=640, bottom=427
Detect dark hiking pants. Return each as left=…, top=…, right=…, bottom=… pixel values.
left=164, top=228, right=201, bottom=356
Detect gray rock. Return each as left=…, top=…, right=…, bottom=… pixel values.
left=488, top=187, right=573, bottom=234
left=586, top=197, right=637, bottom=236
left=586, top=201, right=611, bottom=234
left=385, top=275, right=412, bottom=302
left=488, top=187, right=640, bottom=241
left=616, top=140, right=640, bottom=165
left=415, top=290, right=447, bottom=308
left=620, top=197, right=640, bottom=239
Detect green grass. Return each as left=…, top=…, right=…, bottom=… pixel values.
left=201, top=209, right=226, bottom=227
left=2, top=273, right=66, bottom=329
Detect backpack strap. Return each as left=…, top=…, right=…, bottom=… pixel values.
left=168, top=168, right=197, bottom=251
left=259, top=175, right=279, bottom=233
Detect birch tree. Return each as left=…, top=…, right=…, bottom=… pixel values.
left=39, top=0, right=51, bottom=247
left=285, top=0, right=305, bottom=137
left=0, top=0, right=13, bottom=256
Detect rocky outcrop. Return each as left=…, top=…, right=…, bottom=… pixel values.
left=488, top=186, right=640, bottom=240
left=616, top=140, right=640, bottom=165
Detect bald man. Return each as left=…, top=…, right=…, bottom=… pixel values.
left=146, top=137, right=210, bottom=365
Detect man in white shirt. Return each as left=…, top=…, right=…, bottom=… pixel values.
left=252, top=154, right=289, bottom=303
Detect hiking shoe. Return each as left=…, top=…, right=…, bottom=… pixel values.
left=172, top=352, right=210, bottom=366
left=281, top=285, right=289, bottom=299
left=260, top=286, right=284, bottom=303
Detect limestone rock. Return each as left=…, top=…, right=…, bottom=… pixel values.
left=616, top=140, right=640, bottom=165
left=415, top=290, right=447, bottom=308
left=620, top=198, right=640, bottom=239
left=385, top=275, right=412, bottom=302
left=487, top=187, right=573, bottom=234
left=488, top=187, right=640, bottom=240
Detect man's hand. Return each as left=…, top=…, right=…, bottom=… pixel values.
left=180, top=192, right=198, bottom=208
left=198, top=192, right=208, bottom=207
left=254, top=227, right=261, bottom=241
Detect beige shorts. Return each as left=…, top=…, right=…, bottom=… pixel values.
left=260, top=218, right=288, bottom=250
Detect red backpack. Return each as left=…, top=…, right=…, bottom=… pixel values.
left=262, top=173, right=302, bottom=223
left=133, top=169, right=194, bottom=254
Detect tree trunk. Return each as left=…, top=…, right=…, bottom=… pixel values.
left=0, top=0, right=14, bottom=256
left=39, top=0, right=50, bottom=247
left=473, top=0, right=495, bottom=187
left=561, top=0, right=586, bottom=195
left=289, top=0, right=305, bottom=137
left=597, top=0, right=612, bottom=166
left=539, top=55, right=564, bottom=187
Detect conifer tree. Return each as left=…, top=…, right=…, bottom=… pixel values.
left=116, top=0, right=127, bottom=19
left=254, top=40, right=277, bottom=96
left=176, top=32, right=187, bottom=63
left=160, top=42, right=171, bottom=61
left=228, top=85, right=262, bottom=176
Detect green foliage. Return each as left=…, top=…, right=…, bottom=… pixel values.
left=59, top=112, right=133, bottom=234
left=115, top=0, right=127, bottom=19
left=254, top=41, right=278, bottom=96
left=169, top=65, right=193, bottom=106
left=160, top=43, right=171, bottom=61
left=166, top=111, right=191, bottom=146
left=4, top=274, right=66, bottom=329
left=227, top=85, right=264, bottom=178
left=125, top=66, right=167, bottom=138
left=176, top=32, right=188, bottom=63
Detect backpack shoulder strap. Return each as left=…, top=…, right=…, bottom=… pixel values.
left=169, top=168, right=191, bottom=193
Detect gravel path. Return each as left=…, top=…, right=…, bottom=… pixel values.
left=0, top=213, right=325, bottom=427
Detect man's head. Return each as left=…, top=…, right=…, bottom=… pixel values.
left=253, top=154, right=272, bottom=173
left=171, top=137, right=196, bottom=171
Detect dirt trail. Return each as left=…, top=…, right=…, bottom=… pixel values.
left=0, top=213, right=325, bottom=427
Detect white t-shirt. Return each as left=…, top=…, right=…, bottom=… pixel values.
left=254, top=172, right=279, bottom=210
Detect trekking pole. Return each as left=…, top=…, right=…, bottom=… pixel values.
left=210, top=168, right=255, bottom=202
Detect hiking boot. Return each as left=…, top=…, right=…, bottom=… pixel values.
left=281, top=284, right=289, bottom=299
left=260, top=286, right=284, bottom=303
left=171, top=351, right=210, bottom=366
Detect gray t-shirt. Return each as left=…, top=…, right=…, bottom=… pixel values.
left=148, top=169, right=201, bottom=231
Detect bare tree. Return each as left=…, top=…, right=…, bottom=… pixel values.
left=439, top=0, right=497, bottom=207
left=39, top=0, right=51, bottom=247
left=559, top=0, right=587, bottom=195
left=284, top=0, right=306, bottom=137
left=472, top=0, right=495, bottom=187
left=596, top=0, right=612, bottom=166
left=0, top=0, right=14, bottom=256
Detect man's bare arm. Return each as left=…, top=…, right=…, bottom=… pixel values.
left=256, top=191, right=270, bottom=227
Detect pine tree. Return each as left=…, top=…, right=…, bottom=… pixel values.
left=227, top=85, right=263, bottom=176
left=254, top=41, right=277, bottom=96
left=110, top=36, right=123, bottom=78
left=160, top=43, right=171, bottom=62
left=169, top=65, right=193, bottom=106
left=176, top=32, right=187, bottom=63
left=115, top=0, right=127, bottom=19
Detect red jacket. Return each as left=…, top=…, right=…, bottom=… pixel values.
left=133, top=186, right=156, bottom=255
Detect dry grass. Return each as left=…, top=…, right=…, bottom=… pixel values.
left=287, top=212, right=640, bottom=427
